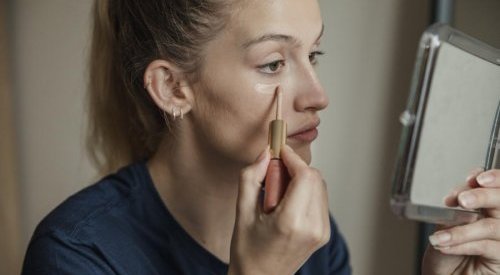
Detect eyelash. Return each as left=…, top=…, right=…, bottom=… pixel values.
left=257, top=60, right=286, bottom=74
left=257, top=50, right=325, bottom=75
left=309, top=50, right=325, bottom=65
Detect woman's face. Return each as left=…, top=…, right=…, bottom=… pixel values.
left=190, top=0, right=328, bottom=165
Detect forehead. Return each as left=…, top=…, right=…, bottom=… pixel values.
left=228, top=0, right=323, bottom=45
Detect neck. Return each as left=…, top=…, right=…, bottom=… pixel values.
left=147, top=124, right=244, bottom=263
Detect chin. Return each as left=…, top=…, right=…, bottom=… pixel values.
left=291, top=144, right=312, bottom=165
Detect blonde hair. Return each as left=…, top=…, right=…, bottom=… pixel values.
left=86, top=0, right=230, bottom=175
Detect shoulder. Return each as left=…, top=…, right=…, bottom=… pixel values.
left=22, top=229, right=116, bottom=274
left=326, top=216, right=351, bottom=273
left=30, top=162, right=148, bottom=244
left=22, top=162, right=151, bottom=274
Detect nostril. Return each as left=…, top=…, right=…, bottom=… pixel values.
left=294, top=88, right=329, bottom=112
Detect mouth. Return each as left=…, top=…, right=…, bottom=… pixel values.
left=287, top=119, right=320, bottom=143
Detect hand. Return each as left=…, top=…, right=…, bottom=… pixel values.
left=422, top=169, right=500, bottom=275
left=228, top=145, right=330, bottom=275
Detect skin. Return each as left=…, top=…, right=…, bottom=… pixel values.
left=142, top=0, right=500, bottom=273
left=423, top=169, right=500, bottom=274
left=145, top=0, right=327, bottom=268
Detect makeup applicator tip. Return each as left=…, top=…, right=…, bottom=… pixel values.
left=276, top=86, right=282, bottom=120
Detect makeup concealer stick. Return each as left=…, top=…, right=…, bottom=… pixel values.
left=263, top=87, right=289, bottom=213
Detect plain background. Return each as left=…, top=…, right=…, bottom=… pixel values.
left=2, top=0, right=499, bottom=274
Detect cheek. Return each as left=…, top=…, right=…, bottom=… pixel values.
left=192, top=81, right=274, bottom=164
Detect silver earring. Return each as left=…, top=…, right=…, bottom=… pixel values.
left=172, top=106, right=183, bottom=120
left=172, top=107, right=178, bottom=120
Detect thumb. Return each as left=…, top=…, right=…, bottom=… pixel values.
left=237, top=147, right=270, bottom=218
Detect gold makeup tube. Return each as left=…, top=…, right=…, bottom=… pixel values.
left=268, top=87, right=287, bottom=158
left=264, top=86, right=288, bottom=213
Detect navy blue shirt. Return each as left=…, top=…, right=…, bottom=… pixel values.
left=22, top=162, right=351, bottom=274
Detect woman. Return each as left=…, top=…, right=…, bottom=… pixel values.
left=22, top=0, right=500, bottom=274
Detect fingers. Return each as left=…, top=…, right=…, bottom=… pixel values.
left=456, top=188, right=500, bottom=210
left=476, top=169, right=500, bottom=188
left=431, top=170, right=500, bottom=262
left=466, top=167, right=485, bottom=188
left=443, top=184, right=471, bottom=207
left=432, top=240, right=499, bottom=259
left=237, top=147, right=271, bottom=217
left=443, top=168, right=484, bottom=207
left=429, top=218, right=500, bottom=248
left=279, top=145, right=309, bottom=177
left=278, top=145, right=326, bottom=215
left=430, top=218, right=500, bottom=259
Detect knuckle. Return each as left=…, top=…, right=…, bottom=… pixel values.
left=299, top=168, right=322, bottom=183
left=319, top=226, right=330, bottom=247
left=320, top=234, right=330, bottom=247
left=467, top=242, right=482, bottom=255
left=468, top=189, right=488, bottom=205
left=321, top=180, right=328, bottom=192
left=309, top=228, right=324, bottom=246
left=483, top=241, right=498, bottom=257
left=310, top=168, right=321, bottom=177
left=301, top=168, right=315, bottom=180
left=311, top=168, right=323, bottom=181
left=292, top=224, right=323, bottom=248
left=482, top=218, right=499, bottom=238
left=490, top=169, right=500, bottom=178
left=449, top=227, right=464, bottom=243
left=305, top=221, right=329, bottom=247
left=275, top=213, right=300, bottom=236
left=239, top=167, right=254, bottom=182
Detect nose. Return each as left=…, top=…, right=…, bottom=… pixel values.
left=292, top=63, right=329, bottom=112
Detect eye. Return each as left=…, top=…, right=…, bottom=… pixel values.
left=309, top=50, right=325, bottom=65
left=257, top=60, right=285, bottom=74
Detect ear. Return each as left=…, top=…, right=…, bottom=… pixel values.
left=143, top=60, right=194, bottom=118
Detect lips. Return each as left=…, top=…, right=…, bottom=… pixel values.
left=287, top=119, right=320, bottom=142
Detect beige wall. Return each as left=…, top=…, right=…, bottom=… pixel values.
left=314, top=1, right=428, bottom=274
left=13, top=0, right=492, bottom=274
left=1, top=0, right=21, bottom=274
left=9, top=0, right=96, bottom=249
left=455, top=0, right=500, bottom=48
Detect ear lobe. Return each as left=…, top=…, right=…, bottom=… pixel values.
left=144, top=60, right=193, bottom=118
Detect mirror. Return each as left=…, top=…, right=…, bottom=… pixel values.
left=391, top=23, right=500, bottom=225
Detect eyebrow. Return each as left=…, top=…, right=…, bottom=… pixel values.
left=241, top=24, right=325, bottom=49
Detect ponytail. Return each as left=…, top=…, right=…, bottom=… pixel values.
left=86, top=0, right=231, bottom=175
left=86, top=0, right=163, bottom=175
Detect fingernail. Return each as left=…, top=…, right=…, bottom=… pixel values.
left=429, top=232, right=451, bottom=246
left=458, top=192, right=476, bottom=208
left=256, top=147, right=269, bottom=162
left=476, top=173, right=495, bottom=186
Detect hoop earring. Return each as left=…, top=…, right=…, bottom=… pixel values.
left=172, top=107, right=178, bottom=120
left=172, top=106, right=183, bottom=120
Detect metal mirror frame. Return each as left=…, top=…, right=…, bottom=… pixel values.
left=391, top=23, right=500, bottom=225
